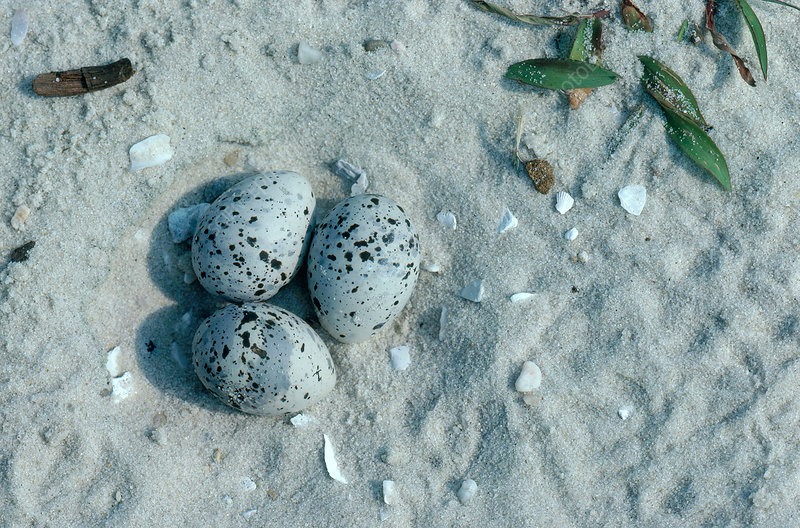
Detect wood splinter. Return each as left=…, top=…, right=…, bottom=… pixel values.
left=32, top=58, right=135, bottom=97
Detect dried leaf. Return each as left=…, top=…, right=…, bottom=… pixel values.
left=505, top=59, right=619, bottom=91
left=472, top=0, right=609, bottom=26
left=706, top=1, right=757, bottom=86
left=662, top=107, right=731, bottom=190
left=566, top=19, right=603, bottom=108
left=733, top=0, right=768, bottom=80
left=638, top=56, right=708, bottom=128
left=621, top=0, right=653, bottom=31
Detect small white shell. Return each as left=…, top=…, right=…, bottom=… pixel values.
left=10, top=9, right=29, bottom=47
left=509, top=292, right=535, bottom=303
left=555, top=192, right=574, bottom=214
left=389, top=345, right=411, bottom=371
left=324, top=434, right=348, bottom=484
left=564, top=227, right=579, bottom=241
left=436, top=211, right=457, bottom=230
left=618, top=185, right=647, bottom=215
left=383, top=480, right=399, bottom=505
left=129, top=134, right=173, bottom=171
left=497, top=207, right=518, bottom=234
left=298, top=41, right=322, bottom=64
left=10, top=204, right=30, bottom=230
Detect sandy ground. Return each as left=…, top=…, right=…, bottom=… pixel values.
left=1, top=0, right=800, bottom=526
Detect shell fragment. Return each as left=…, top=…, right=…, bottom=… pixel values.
left=129, top=134, right=173, bottom=172
left=323, top=434, right=348, bottom=484
left=497, top=208, right=518, bottom=234
left=515, top=361, right=542, bottom=392
left=618, top=185, right=646, bottom=215
left=460, top=279, right=485, bottom=303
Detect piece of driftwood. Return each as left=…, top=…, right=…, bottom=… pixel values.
left=32, top=58, right=135, bottom=97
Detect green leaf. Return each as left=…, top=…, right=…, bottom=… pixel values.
left=569, top=19, right=602, bottom=62
left=505, top=59, right=619, bottom=90
left=472, top=0, right=607, bottom=26
left=756, top=0, right=800, bottom=12
left=734, top=0, right=768, bottom=80
left=639, top=55, right=708, bottom=128
left=676, top=19, right=690, bottom=42
left=663, top=107, right=731, bottom=190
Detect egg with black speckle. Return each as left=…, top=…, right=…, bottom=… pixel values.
left=192, top=171, right=315, bottom=302
left=192, top=302, right=336, bottom=415
left=307, top=194, right=420, bottom=343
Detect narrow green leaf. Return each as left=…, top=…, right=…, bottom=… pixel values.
left=663, top=107, right=731, bottom=190
left=639, top=55, right=708, bottom=128
left=756, top=0, right=800, bottom=12
left=734, top=0, right=768, bottom=80
left=676, top=19, right=689, bottom=42
left=505, top=59, right=619, bottom=90
left=472, top=0, right=608, bottom=26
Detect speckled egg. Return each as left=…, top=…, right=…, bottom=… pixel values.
left=192, top=171, right=315, bottom=302
left=307, top=194, right=420, bottom=343
left=192, top=302, right=336, bottom=415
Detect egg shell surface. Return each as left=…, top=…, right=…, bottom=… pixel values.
left=307, top=194, right=420, bottom=343
left=192, top=303, right=336, bottom=415
left=192, top=171, right=315, bottom=302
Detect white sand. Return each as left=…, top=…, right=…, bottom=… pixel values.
left=2, top=1, right=800, bottom=525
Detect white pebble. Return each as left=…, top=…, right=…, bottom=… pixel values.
left=515, top=361, right=542, bottom=392
left=323, top=434, right=348, bottom=484
left=618, top=405, right=633, bottom=420
left=389, top=345, right=411, bottom=371
left=383, top=480, right=399, bottom=505
left=11, top=204, right=31, bottom=230
left=105, top=346, right=124, bottom=377
left=510, top=292, right=535, bottom=303
left=460, top=279, right=485, bottom=302
left=457, top=479, right=477, bottom=505
left=497, top=207, right=518, bottom=234
left=129, top=134, right=174, bottom=172
left=436, top=211, right=457, bottom=230
left=298, top=41, right=322, bottom=64
left=168, top=203, right=210, bottom=243
left=390, top=40, right=406, bottom=52
left=618, top=185, right=647, bottom=215
left=10, top=9, right=29, bottom=47
left=438, top=306, right=448, bottom=340
left=111, top=372, right=134, bottom=403
left=564, top=227, right=579, bottom=241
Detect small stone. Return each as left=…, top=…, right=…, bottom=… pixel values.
left=577, top=250, right=589, bottom=263
left=239, top=476, right=256, bottom=492
left=223, top=150, right=240, bottom=167
left=457, top=479, right=477, bottom=505
left=390, top=40, right=406, bottom=52
left=298, top=41, right=322, bottom=64
left=459, top=279, right=485, bottom=302
left=422, top=261, right=441, bottom=273
left=525, top=159, right=554, bottom=194
left=510, top=292, right=535, bottom=303
left=10, top=241, right=35, bottom=263
left=515, top=361, right=542, bottom=392
left=213, top=448, right=223, bottom=463
left=364, top=39, right=387, bottom=52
